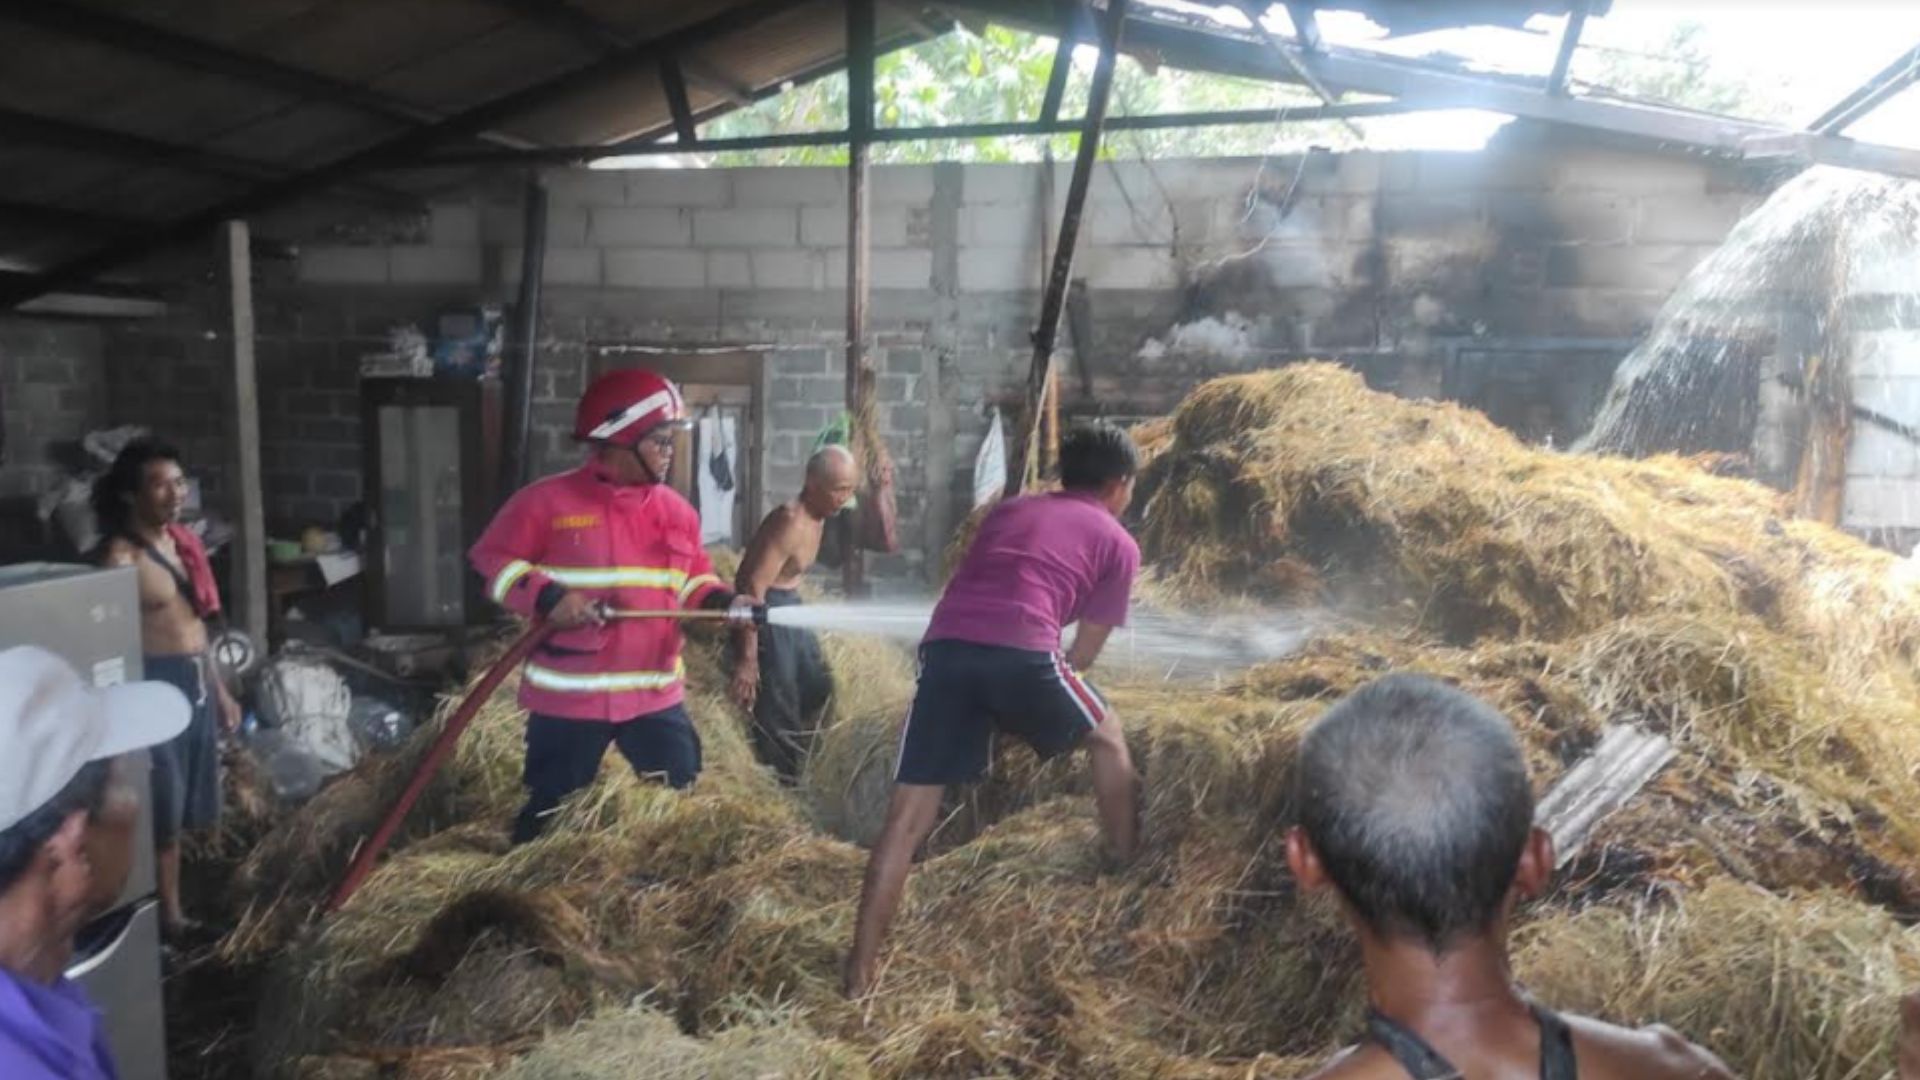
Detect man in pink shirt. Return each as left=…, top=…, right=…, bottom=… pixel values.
left=843, top=422, right=1142, bottom=998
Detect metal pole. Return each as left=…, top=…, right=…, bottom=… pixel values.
left=503, top=176, right=548, bottom=494
left=844, top=0, right=874, bottom=596
left=1013, top=0, right=1130, bottom=493
left=222, top=221, right=268, bottom=647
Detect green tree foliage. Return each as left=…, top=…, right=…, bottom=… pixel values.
left=1575, top=22, right=1793, bottom=124
left=702, top=24, right=1351, bottom=166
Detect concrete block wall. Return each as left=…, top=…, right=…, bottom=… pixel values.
left=95, top=125, right=1766, bottom=581
left=0, top=318, right=106, bottom=503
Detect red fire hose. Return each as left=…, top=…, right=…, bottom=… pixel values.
left=326, top=624, right=549, bottom=913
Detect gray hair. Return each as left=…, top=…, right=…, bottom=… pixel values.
left=807, top=444, right=855, bottom=480
left=1293, top=674, right=1535, bottom=953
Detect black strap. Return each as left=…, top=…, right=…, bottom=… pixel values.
left=1365, top=1010, right=1461, bottom=1080
left=1533, top=1005, right=1578, bottom=1080
left=131, top=532, right=205, bottom=619
left=1364, top=1005, right=1578, bottom=1080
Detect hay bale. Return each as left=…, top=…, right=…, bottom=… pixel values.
left=1518, top=881, right=1920, bottom=1080
left=496, top=1002, right=871, bottom=1080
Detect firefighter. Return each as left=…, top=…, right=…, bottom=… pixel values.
left=471, top=368, right=758, bottom=843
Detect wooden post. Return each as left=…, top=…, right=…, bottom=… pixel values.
left=844, top=0, right=875, bottom=596
left=1012, top=0, right=1130, bottom=493
left=503, top=175, right=548, bottom=494
left=1037, top=151, right=1059, bottom=483
left=222, top=221, right=268, bottom=645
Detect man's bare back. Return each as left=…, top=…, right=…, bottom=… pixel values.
left=102, top=535, right=209, bottom=657
left=1307, top=1011, right=1736, bottom=1080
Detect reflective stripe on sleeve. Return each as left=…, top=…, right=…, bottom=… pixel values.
left=541, top=566, right=687, bottom=591
left=678, top=573, right=724, bottom=604
left=523, top=656, right=687, bottom=694
left=490, top=560, right=535, bottom=603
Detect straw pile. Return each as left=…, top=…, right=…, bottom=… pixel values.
left=229, top=364, right=1920, bottom=1079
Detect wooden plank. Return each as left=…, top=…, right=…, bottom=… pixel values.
left=845, top=0, right=875, bottom=597
left=661, top=59, right=699, bottom=144
left=222, top=221, right=268, bottom=646
left=1013, top=0, right=1128, bottom=493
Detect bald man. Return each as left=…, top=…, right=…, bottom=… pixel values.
left=731, top=446, right=859, bottom=780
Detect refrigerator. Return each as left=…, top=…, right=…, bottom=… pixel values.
left=0, top=563, right=168, bottom=1080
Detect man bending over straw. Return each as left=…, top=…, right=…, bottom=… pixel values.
left=1290, top=674, right=1734, bottom=1080
left=843, top=421, right=1142, bottom=999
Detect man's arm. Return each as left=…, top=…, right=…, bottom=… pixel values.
left=729, top=510, right=795, bottom=708
left=470, top=487, right=596, bottom=627
left=1065, top=622, right=1118, bottom=673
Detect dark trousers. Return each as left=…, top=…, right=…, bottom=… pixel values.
left=743, top=588, right=833, bottom=782
left=513, top=705, right=702, bottom=844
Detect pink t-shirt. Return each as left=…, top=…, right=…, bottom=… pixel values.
left=927, top=491, right=1141, bottom=653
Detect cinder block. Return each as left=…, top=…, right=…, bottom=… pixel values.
left=732, top=166, right=845, bottom=207
left=1847, top=423, right=1920, bottom=479
left=545, top=207, right=590, bottom=246
left=1853, top=376, right=1920, bottom=427
left=1489, top=193, right=1633, bottom=245
left=1635, top=194, right=1753, bottom=245
left=877, top=373, right=918, bottom=403
left=885, top=403, right=929, bottom=432
left=298, top=247, right=389, bottom=285
left=1543, top=244, right=1705, bottom=291
left=1137, top=159, right=1258, bottom=202
left=774, top=348, right=831, bottom=375
left=874, top=166, right=936, bottom=205
left=1377, top=194, right=1486, bottom=234
left=963, top=163, right=1041, bottom=206
left=1082, top=246, right=1180, bottom=290
left=1416, top=150, right=1554, bottom=191
left=1551, top=149, right=1709, bottom=195
left=960, top=205, right=1037, bottom=248
left=769, top=403, right=831, bottom=432
left=604, top=248, right=707, bottom=288
left=626, top=170, right=731, bottom=207
left=588, top=207, right=690, bottom=247
left=1843, top=477, right=1920, bottom=529
left=503, top=248, right=602, bottom=288
left=429, top=203, right=481, bottom=247
left=707, top=251, right=752, bottom=288
left=872, top=249, right=933, bottom=289
left=957, top=247, right=1031, bottom=292
left=751, top=250, right=823, bottom=290
left=541, top=168, right=630, bottom=207
left=800, top=205, right=913, bottom=247
left=1851, top=330, right=1920, bottom=379
left=883, top=349, right=924, bottom=375
left=390, top=246, right=482, bottom=285
left=693, top=208, right=799, bottom=247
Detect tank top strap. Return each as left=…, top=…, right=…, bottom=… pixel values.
left=1364, top=1009, right=1464, bottom=1080
left=1531, top=1003, right=1579, bottom=1080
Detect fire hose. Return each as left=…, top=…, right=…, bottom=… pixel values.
left=325, top=604, right=766, bottom=913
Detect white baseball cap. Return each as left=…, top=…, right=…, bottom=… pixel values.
left=0, top=646, right=191, bottom=832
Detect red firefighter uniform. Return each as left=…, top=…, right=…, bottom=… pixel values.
left=469, top=461, right=727, bottom=721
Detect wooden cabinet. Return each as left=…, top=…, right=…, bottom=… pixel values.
left=360, top=378, right=501, bottom=630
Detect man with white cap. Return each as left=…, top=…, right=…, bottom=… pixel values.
left=0, top=646, right=189, bottom=1079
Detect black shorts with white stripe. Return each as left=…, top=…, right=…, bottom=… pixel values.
left=893, top=639, right=1111, bottom=787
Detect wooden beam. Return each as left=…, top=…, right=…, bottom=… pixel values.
left=662, top=59, right=700, bottom=144
left=0, top=106, right=418, bottom=209
left=503, top=177, right=548, bottom=495
left=1038, top=0, right=1081, bottom=125
left=1285, top=3, right=1322, bottom=52
left=221, top=221, right=268, bottom=647
left=1230, top=1, right=1361, bottom=137
left=0, top=0, right=811, bottom=309
left=845, top=0, right=876, bottom=598
left=1546, top=0, right=1590, bottom=96
left=0, top=0, right=534, bottom=149
left=423, top=100, right=1434, bottom=166
left=1811, top=42, right=1920, bottom=134
left=1013, top=0, right=1129, bottom=493
left=492, top=0, right=630, bottom=50
left=680, top=58, right=759, bottom=107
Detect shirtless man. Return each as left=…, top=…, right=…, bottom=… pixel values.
left=1291, top=674, right=1734, bottom=1080
left=93, top=439, right=239, bottom=938
left=730, top=445, right=858, bottom=781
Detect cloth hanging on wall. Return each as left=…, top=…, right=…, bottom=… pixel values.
left=697, top=414, right=738, bottom=546
left=974, top=408, right=1007, bottom=508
